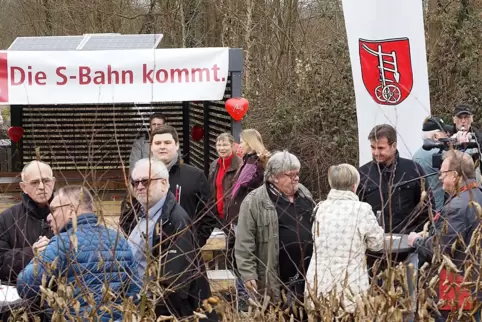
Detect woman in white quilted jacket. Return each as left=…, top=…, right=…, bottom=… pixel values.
left=304, top=163, right=384, bottom=318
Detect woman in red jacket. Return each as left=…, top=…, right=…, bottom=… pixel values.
left=208, top=133, right=243, bottom=225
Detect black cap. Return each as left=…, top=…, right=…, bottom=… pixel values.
left=422, top=116, right=446, bottom=132
left=453, top=103, right=473, bottom=117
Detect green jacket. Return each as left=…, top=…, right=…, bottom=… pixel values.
left=234, top=183, right=314, bottom=303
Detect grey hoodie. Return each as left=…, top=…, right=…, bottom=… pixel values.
left=129, top=134, right=151, bottom=172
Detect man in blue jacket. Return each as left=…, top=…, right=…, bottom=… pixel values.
left=17, top=185, right=140, bottom=321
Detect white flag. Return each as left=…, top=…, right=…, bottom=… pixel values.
left=342, top=0, right=431, bottom=166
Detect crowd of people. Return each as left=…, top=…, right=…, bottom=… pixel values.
left=0, top=104, right=481, bottom=321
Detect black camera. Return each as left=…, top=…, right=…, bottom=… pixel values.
left=422, top=138, right=480, bottom=169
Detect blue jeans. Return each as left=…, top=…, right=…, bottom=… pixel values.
left=406, top=253, right=418, bottom=311
left=403, top=253, right=419, bottom=322
left=233, top=224, right=248, bottom=299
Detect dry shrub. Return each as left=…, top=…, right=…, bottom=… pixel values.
left=0, top=0, right=482, bottom=321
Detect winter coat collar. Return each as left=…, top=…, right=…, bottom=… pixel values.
left=61, top=213, right=98, bottom=233
left=327, top=189, right=359, bottom=201
left=158, top=191, right=178, bottom=224
left=22, top=192, right=53, bottom=220
left=372, top=151, right=400, bottom=173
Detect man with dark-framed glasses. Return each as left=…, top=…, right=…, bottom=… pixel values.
left=0, top=160, right=55, bottom=284
left=128, top=158, right=218, bottom=321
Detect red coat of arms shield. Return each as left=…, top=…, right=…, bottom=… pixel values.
left=358, top=38, right=413, bottom=105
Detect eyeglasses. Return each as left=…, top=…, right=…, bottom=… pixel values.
left=440, top=170, right=457, bottom=177
left=130, top=178, right=164, bottom=188
left=50, top=203, right=72, bottom=214
left=284, top=172, right=300, bottom=180
left=25, top=178, right=53, bottom=187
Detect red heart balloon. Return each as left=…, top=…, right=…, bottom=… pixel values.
left=8, top=126, right=24, bottom=143
left=191, top=125, right=204, bottom=142
left=225, top=98, right=249, bottom=121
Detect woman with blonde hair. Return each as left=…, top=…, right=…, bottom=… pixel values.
left=305, top=163, right=384, bottom=318
left=227, top=129, right=270, bottom=225
left=226, top=128, right=270, bottom=311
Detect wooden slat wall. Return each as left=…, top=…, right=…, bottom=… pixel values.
left=207, top=76, right=233, bottom=165
left=188, top=74, right=233, bottom=173
left=188, top=102, right=205, bottom=170
left=22, top=104, right=183, bottom=170
left=19, top=73, right=233, bottom=172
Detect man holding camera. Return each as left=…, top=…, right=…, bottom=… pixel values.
left=413, top=116, right=450, bottom=212
left=447, top=103, right=482, bottom=184
left=447, top=103, right=482, bottom=144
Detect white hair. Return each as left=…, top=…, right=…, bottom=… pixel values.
left=328, top=163, right=360, bottom=191
left=265, top=150, right=301, bottom=182
left=422, top=129, right=441, bottom=140
left=133, top=158, right=169, bottom=182
left=21, top=160, right=53, bottom=181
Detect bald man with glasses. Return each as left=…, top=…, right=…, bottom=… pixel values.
left=0, top=160, right=55, bottom=284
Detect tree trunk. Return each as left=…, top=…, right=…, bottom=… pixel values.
left=139, top=0, right=157, bottom=34
left=42, top=0, right=53, bottom=35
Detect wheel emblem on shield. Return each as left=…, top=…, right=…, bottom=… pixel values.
left=359, top=37, right=413, bottom=106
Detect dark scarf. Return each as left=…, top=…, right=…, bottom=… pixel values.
left=22, top=192, right=53, bottom=220
left=165, top=153, right=180, bottom=171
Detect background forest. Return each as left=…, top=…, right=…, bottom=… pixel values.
left=0, top=0, right=480, bottom=197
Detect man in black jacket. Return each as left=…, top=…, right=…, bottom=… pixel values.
left=357, top=124, right=434, bottom=235
left=149, top=125, right=217, bottom=247
left=357, top=124, right=435, bottom=306
left=0, top=160, right=54, bottom=284
left=129, top=158, right=218, bottom=321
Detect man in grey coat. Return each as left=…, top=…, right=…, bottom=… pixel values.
left=235, top=151, right=315, bottom=311
left=409, top=150, right=482, bottom=321
left=129, top=112, right=167, bottom=171
left=412, top=116, right=449, bottom=211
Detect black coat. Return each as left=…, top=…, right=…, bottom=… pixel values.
left=142, top=192, right=218, bottom=321
left=119, top=162, right=218, bottom=321
left=0, top=193, right=53, bottom=284
left=168, top=160, right=217, bottom=248
left=357, top=153, right=434, bottom=234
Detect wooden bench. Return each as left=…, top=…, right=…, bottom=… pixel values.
left=202, top=232, right=227, bottom=270
left=206, top=269, right=236, bottom=293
